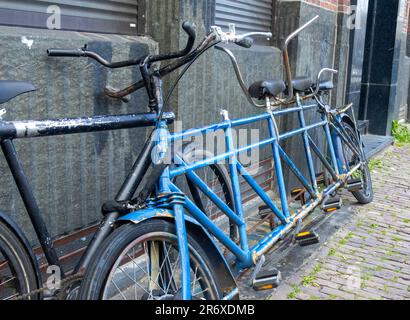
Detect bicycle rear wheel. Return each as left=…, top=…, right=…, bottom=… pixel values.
left=79, top=220, right=222, bottom=300
left=0, top=221, right=38, bottom=300
left=340, top=121, right=374, bottom=204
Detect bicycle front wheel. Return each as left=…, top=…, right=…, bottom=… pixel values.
left=0, top=220, right=38, bottom=300
left=79, top=220, right=222, bottom=300
left=340, top=121, right=374, bottom=204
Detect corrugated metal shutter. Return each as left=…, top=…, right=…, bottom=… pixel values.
left=215, top=0, right=272, bottom=34
left=0, top=0, right=139, bottom=35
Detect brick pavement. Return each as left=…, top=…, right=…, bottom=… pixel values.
left=270, top=144, right=410, bottom=300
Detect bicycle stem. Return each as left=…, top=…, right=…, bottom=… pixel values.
left=215, top=46, right=265, bottom=108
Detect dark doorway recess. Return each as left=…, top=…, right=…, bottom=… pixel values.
left=359, top=0, right=401, bottom=136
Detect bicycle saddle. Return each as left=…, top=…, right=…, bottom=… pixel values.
left=311, top=80, right=334, bottom=92
left=248, top=80, right=286, bottom=100
left=0, top=80, right=37, bottom=105
left=291, top=76, right=313, bottom=93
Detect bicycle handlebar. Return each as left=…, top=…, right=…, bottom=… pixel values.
left=234, top=37, right=254, bottom=48
left=314, top=68, right=338, bottom=95
left=144, top=21, right=197, bottom=64
left=210, top=25, right=272, bottom=48
left=49, top=22, right=274, bottom=104
left=47, top=47, right=143, bottom=69
left=47, top=21, right=197, bottom=105
left=46, top=48, right=84, bottom=57
left=215, top=45, right=265, bottom=108
left=237, top=32, right=273, bottom=40
left=283, top=15, right=319, bottom=100
left=47, top=21, right=196, bottom=68
left=105, top=32, right=216, bottom=100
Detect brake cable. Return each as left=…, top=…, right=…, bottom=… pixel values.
left=157, top=40, right=220, bottom=125
left=131, top=37, right=220, bottom=204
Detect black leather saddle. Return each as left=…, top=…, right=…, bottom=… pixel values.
left=248, top=80, right=286, bottom=100
left=290, top=76, right=314, bottom=93
left=0, top=80, right=37, bottom=105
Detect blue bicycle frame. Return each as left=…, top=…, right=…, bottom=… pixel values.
left=123, top=97, right=363, bottom=300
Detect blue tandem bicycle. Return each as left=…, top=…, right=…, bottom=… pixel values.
left=78, top=16, right=373, bottom=300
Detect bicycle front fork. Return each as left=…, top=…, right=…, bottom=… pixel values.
left=155, top=125, right=192, bottom=300
left=157, top=170, right=192, bottom=300
left=173, top=202, right=191, bottom=300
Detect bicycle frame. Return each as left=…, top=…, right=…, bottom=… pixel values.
left=0, top=17, right=366, bottom=300
left=0, top=111, right=175, bottom=277
left=147, top=98, right=364, bottom=299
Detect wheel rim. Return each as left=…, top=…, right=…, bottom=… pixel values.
left=101, top=232, right=217, bottom=300
left=342, top=125, right=372, bottom=197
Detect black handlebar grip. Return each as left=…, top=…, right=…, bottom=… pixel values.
left=47, top=48, right=84, bottom=57
left=235, top=37, right=254, bottom=49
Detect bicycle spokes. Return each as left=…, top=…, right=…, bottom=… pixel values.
left=102, top=239, right=210, bottom=300
left=0, top=254, right=19, bottom=300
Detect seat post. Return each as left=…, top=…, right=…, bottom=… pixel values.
left=265, top=97, right=271, bottom=109
left=296, top=94, right=318, bottom=192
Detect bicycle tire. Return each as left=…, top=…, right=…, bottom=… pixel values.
left=340, top=121, right=374, bottom=204
left=79, top=220, right=223, bottom=300
left=0, top=220, right=38, bottom=300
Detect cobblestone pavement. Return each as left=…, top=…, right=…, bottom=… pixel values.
left=268, top=144, right=410, bottom=300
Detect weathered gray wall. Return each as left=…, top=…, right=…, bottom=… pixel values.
left=145, top=0, right=350, bottom=193
left=145, top=0, right=282, bottom=125
left=0, top=27, right=156, bottom=243
left=395, top=1, right=410, bottom=122
left=333, top=12, right=352, bottom=109
left=145, top=0, right=282, bottom=169
left=388, top=0, right=410, bottom=128
left=408, top=72, right=410, bottom=122
left=272, top=0, right=351, bottom=190
left=396, top=41, right=410, bottom=121
left=345, top=0, right=370, bottom=119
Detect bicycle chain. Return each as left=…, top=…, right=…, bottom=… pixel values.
left=14, top=273, right=84, bottom=301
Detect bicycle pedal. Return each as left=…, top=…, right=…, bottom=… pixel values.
left=291, top=188, right=305, bottom=201
left=323, top=197, right=342, bottom=213
left=295, top=231, right=320, bottom=247
left=258, top=205, right=271, bottom=219
left=346, top=178, right=362, bottom=192
left=252, top=269, right=282, bottom=291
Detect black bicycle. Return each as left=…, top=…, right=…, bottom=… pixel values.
left=0, top=22, right=236, bottom=300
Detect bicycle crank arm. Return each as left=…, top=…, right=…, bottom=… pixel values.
left=252, top=163, right=362, bottom=261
